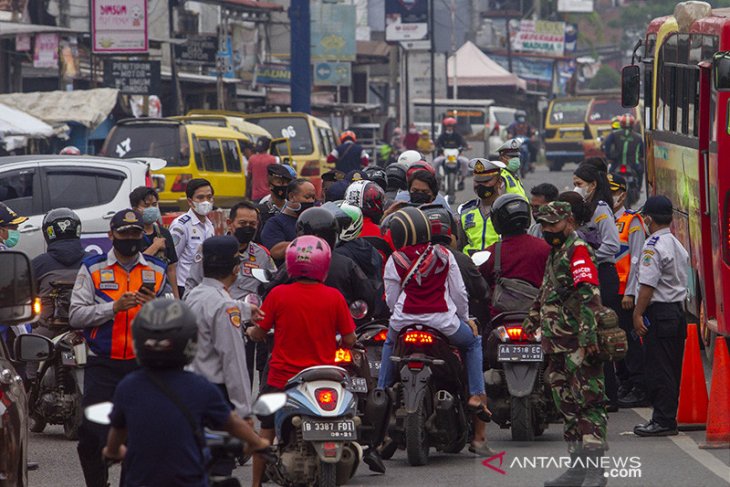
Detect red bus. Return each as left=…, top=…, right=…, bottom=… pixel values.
left=622, top=2, right=730, bottom=355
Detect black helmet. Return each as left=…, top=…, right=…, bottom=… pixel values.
left=364, top=167, right=388, bottom=191
left=389, top=207, right=431, bottom=249
left=492, top=194, right=530, bottom=236
left=420, top=204, right=456, bottom=245
left=385, top=163, right=408, bottom=191
left=42, top=208, right=81, bottom=244
left=296, top=207, right=339, bottom=248
left=132, top=300, right=198, bottom=369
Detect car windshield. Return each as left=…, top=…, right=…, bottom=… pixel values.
left=245, top=117, right=313, bottom=155
left=104, top=125, right=183, bottom=165
left=588, top=99, right=631, bottom=124
left=549, top=100, right=590, bottom=125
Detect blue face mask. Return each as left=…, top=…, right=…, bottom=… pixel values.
left=141, top=206, right=161, bottom=225
left=4, top=229, right=20, bottom=248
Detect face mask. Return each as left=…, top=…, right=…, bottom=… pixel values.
left=446, top=129, right=454, bottom=134
left=298, top=201, right=315, bottom=213
left=193, top=200, right=213, bottom=216
left=409, top=128, right=417, bottom=134
left=543, top=230, right=568, bottom=248
left=113, top=238, right=142, bottom=257
left=410, top=191, right=432, bottom=205
left=572, top=186, right=587, bottom=199
left=476, top=185, right=495, bottom=199
left=234, top=226, right=256, bottom=245
left=271, top=185, right=288, bottom=200
left=141, top=206, right=161, bottom=225
left=4, top=229, right=19, bottom=248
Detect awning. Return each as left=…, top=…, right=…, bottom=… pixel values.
left=0, top=103, right=55, bottom=138
left=0, top=21, right=84, bottom=37
left=357, top=41, right=390, bottom=61
left=447, top=41, right=527, bottom=90
left=0, top=88, right=119, bottom=129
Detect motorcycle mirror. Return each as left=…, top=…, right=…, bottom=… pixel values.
left=349, top=300, right=369, bottom=320
left=85, top=401, right=113, bottom=425
left=251, top=268, right=270, bottom=284
left=471, top=250, right=491, bottom=267
left=252, top=393, right=288, bottom=416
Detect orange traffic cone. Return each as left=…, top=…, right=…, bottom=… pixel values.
left=700, top=337, right=730, bottom=449
left=676, top=323, right=708, bottom=431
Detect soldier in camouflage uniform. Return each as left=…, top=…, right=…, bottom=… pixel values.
left=523, top=201, right=609, bottom=487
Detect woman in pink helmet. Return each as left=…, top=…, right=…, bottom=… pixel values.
left=246, top=235, right=357, bottom=486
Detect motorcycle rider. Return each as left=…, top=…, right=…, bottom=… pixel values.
left=506, top=110, right=537, bottom=165
left=433, top=117, right=470, bottom=190
left=102, top=299, right=270, bottom=485
left=602, top=116, right=623, bottom=164
left=397, top=149, right=423, bottom=167
left=327, top=131, right=370, bottom=173
left=260, top=178, right=317, bottom=264
left=247, top=236, right=357, bottom=487
left=364, top=166, right=388, bottom=193
left=528, top=183, right=559, bottom=239
left=417, top=129, right=435, bottom=157
left=327, top=201, right=384, bottom=284
left=384, top=162, right=408, bottom=201
left=391, top=162, right=453, bottom=212
left=256, top=164, right=296, bottom=236
left=345, top=179, right=395, bottom=261
left=607, top=114, right=644, bottom=186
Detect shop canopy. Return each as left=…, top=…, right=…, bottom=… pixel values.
left=447, top=41, right=527, bottom=90
left=0, top=88, right=119, bottom=129
left=0, top=103, right=55, bottom=138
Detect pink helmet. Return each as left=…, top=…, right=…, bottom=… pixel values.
left=286, top=235, right=331, bottom=283
left=59, top=146, right=81, bottom=155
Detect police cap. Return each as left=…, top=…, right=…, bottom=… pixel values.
left=608, top=173, right=627, bottom=192
left=110, top=209, right=144, bottom=232
left=203, top=235, right=241, bottom=268
left=267, top=164, right=296, bottom=180
left=642, top=195, right=673, bottom=217
left=471, top=158, right=506, bottom=182
left=0, top=203, right=28, bottom=227
left=322, top=169, right=345, bottom=183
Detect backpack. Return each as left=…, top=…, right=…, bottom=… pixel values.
left=43, top=280, right=75, bottom=327
left=490, top=241, right=540, bottom=313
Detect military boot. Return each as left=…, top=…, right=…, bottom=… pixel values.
left=581, top=448, right=607, bottom=487
left=544, top=446, right=586, bottom=487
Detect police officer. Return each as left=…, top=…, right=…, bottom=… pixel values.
left=69, top=209, right=168, bottom=487
left=257, top=163, right=297, bottom=238
left=632, top=196, right=689, bottom=437
left=495, top=138, right=528, bottom=195
left=458, top=158, right=525, bottom=255
left=186, top=236, right=264, bottom=419
left=169, top=178, right=216, bottom=297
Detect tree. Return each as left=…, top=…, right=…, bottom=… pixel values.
left=587, top=65, right=621, bottom=90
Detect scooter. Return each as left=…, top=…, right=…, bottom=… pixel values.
left=483, top=311, right=560, bottom=441
left=441, top=148, right=463, bottom=204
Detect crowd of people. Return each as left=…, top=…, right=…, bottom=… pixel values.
left=0, top=128, right=690, bottom=487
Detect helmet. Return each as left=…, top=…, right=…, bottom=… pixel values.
left=59, top=146, right=81, bottom=155
left=491, top=194, right=531, bottom=236
left=442, top=117, right=457, bottom=127
left=515, top=110, right=527, bottom=121
left=132, top=300, right=198, bottom=369
left=364, top=166, right=388, bottom=190
left=497, top=138, right=522, bottom=157
left=389, top=207, right=431, bottom=249
left=42, top=208, right=81, bottom=244
left=335, top=201, right=363, bottom=241
left=385, top=162, right=408, bottom=191
left=340, top=130, right=357, bottom=143
left=286, top=235, right=331, bottom=283
left=406, top=161, right=436, bottom=181
left=397, top=149, right=423, bottom=166
left=610, top=116, right=621, bottom=130
left=344, top=180, right=386, bottom=223
left=420, top=129, right=430, bottom=135
left=620, top=114, right=636, bottom=130
left=420, top=204, right=456, bottom=245
left=296, top=207, right=339, bottom=248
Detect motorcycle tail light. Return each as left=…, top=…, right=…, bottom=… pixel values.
left=403, top=331, right=434, bottom=345
left=334, top=348, right=352, bottom=364
left=33, top=297, right=41, bottom=317
left=619, top=165, right=628, bottom=174
left=171, top=174, right=192, bottom=192
left=315, top=388, right=338, bottom=411
left=323, top=442, right=338, bottom=457
left=505, top=325, right=531, bottom=343
left=373, top=330, right=388, bottom=342
left=407, top=361, right=425, bottom=370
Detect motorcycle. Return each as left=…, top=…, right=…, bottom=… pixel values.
left=514, top=136, right=531, bottom=178
left=483, top=311, right=560, bottom=441
left=387, top=325, right=472, bottom=466
left=261, top=365, right=362, bottom=487
left=611, top=163, right=642, bottom=208
left=441, top=147, right=463, bottom=204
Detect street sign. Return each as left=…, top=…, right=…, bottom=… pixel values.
left=92, top=0, right=148, bottom=53
left=174, top=35, right=218, bottom=65
left=254, top=64, right=291, bottom=87
left=400, top=40, right=431, bottom=51
left=557, top=0, right=594, bottom=13
left=385, top=0, right=429, bottom=42
left=103, top=60, right=160, bottom=95
left=313, top=62, right=351, bottom=87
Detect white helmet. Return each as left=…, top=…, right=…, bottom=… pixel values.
left=397, top=150, right=423, bottom=166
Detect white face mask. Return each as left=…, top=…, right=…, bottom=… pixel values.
left=193, top=200, right=213, bottom=216
left=573, top=186, right=587, bottom=200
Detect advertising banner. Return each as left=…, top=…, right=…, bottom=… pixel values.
left=385, top=0, right=429, bottom=42
left=33, top=33, right=59, bottom=69
left=92, top=0, right=148, bottom=54
left=254, top=64, right=291, bottom=87
left=557, top=0, right=594, bottom=13
left=311, top=3, right=356, bottom=61
left=511, top=20, right=565, bottom=56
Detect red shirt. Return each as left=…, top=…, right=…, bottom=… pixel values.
left=259, top=281, right=356, bottom=388
left=248, top=154, right=277, bottom=201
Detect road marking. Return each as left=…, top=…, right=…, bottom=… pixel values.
left=633, top=408, right=730, bottom=484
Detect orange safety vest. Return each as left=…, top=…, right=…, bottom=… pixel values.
left=83, top=254, right=166, bottom=360
left=615, top=210, right=644, bottom=295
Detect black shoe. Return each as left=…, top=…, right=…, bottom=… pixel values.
left=618, top=390, right=649, bottom=408
left=544, top=450, right=585, bottom=487
left=27, top=461, right=39, bottom=471
left=617, top=385, right=632, bottom=400
left=634, top=422, right=678, bottom=437
left=606, top=403, right=619, bottom=413
left=458, top=180, right=465, bottom=191
left=363, top=448, right=386, bottom=474
left=581, top=449, right=607, bottom=487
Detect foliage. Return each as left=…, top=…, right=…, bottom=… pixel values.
left=587, top=64, right=621, bottom=90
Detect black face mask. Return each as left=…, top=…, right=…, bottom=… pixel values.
left=410, top=191, right=432, bottom=205
left=113, top=238, right=142, bottom=257
left=543, top=230, right=568, bottom=248
left=298, top=201, right=315, bottom=213
left=476, top=185, right=495, bottom=199
left=234, top=226, right=256, bottom=245
left=271, top=185, right=287, bottom=200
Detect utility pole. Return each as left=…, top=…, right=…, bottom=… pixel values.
left=289, top=0, right=311, bottom=113
left=168, top=0, right=182, bottom=115
left=429, top=0, right=436, bottom=138
left=505, top=18, right=514, bottom=73
left=450, top=0, right=457, bottom=99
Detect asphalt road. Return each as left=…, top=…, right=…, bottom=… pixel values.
left=28, top=164, right=730, bottom=487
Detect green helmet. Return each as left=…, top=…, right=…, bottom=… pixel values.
left=335, top=201, right=363, bottom=241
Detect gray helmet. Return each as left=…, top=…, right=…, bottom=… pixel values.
left=385, top=162, right=408, bottom=191
left=497, top=138, right=523, bottom=157
left=132, top=300, right=198, bottom=369
left=492, top=194, right=530, bottom=236
left=42, top=207, right=81, bottom=244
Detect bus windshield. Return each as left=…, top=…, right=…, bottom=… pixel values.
left=245, top=116, right=313, bottom=155
left=588, top=99, right=632, bottom=124
left=103, top=125, right=184, bottom=165
left=548, top=99, right=590, bottom=125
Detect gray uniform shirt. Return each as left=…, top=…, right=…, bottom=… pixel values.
left=169, top=209, right=215, bottom=287
left=579, top=201, right=620, bottom=264
left=185, top=278, right=253, bottom=417
left=528, top=222, right=543, bottom=239
left=184, top=242, right=277, bottom=299
left=615, top=208, right=646, bottom=297
left=636, top=227, right=689, bottom=303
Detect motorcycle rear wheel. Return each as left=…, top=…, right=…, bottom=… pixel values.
left=318, top=461, right=337, bottom=487
left=63, top=390, right=83, bottom=440
left=510, top=396, right=535, bottom=441
left=29, top=413, right=46, bottom=434
left=405, top=401, right=430, bottom=466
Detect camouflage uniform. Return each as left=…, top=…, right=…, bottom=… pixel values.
left=523, top=202, right=608, bottom=454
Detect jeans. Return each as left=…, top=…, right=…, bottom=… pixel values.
left=432, top=156, right=470, bottom=179
left=377, top=320, right=485, bottom=396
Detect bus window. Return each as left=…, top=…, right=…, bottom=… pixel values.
left=703, top=35, right=719, bottom=61
left=678, top=34, right=690, bottom=64
left=200, top=139, right=224, bottom=172
left=222, top=140, right=241, bottom=173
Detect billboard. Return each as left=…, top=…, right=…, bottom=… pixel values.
left=33, top=34, right=59, bottom=69
left=511, top=20, right=565, bottom=56
left=92, top=0, right=148, bottom=54
left=557, top=0, right=594, bottom=13
left=311, top=3, right=356, bottom=61
left=254, top=64, right=291, bottom=87
left=385, top=0, right=429, bottom=42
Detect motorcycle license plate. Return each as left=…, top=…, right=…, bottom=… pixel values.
left=497, top=344, right=543, bottom=362
left=301, top=419, right=357, bottom=441
left=61, top=350, right=76, bottom=366
left=367, top=347, right=382, bottom=376
left=348, top=377, right=368, bottom=394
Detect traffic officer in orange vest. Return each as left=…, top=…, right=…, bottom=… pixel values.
left=609, top=173, right=648, bottom=408
left=69, top=209, right=168, bottom=487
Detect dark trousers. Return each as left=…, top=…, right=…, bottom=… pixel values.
left=615, top=301, right=646, bottom=393
left=598, top=263, right=620, bottom=406
left=644, top=302, right=686, bottom=428
left=78, top=356, right=138, bottom=487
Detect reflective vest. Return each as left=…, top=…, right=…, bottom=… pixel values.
left=83, top=254, right=166, bottom=360
left=615, top=210, right=644, bottom=295
left=501, top=169, right=527, bottom=199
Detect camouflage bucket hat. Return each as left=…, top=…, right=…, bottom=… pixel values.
left=535, top=201, right=572, bottom=224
